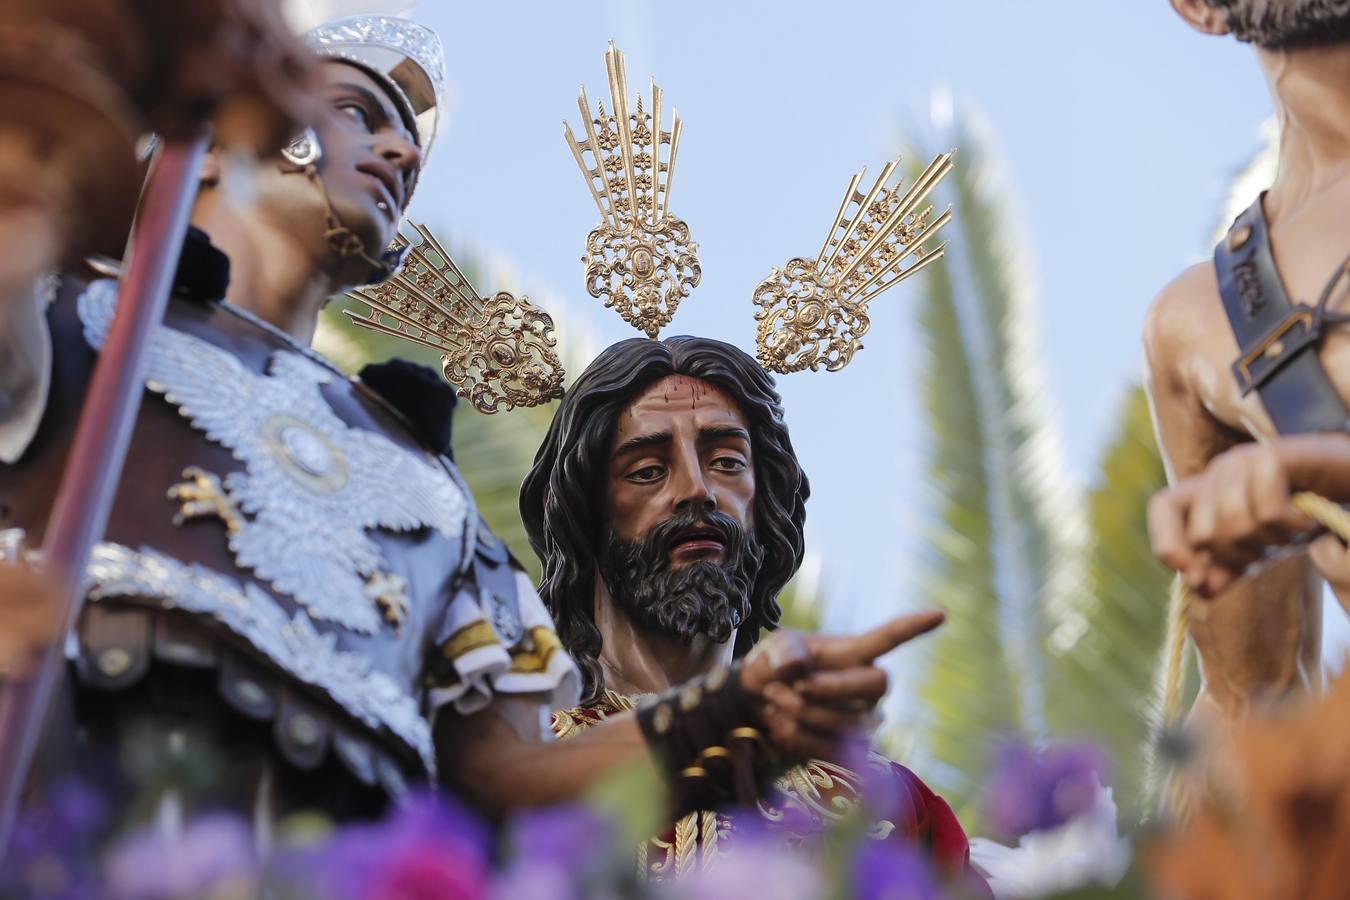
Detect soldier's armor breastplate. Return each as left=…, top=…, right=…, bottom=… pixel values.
left=0, top=277, right=477, bottom=782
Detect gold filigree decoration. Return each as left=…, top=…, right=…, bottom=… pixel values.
left=754, top=152, right=955, bottom=374
left=344, top=222, right=565, bottom=414
left=565, top=42, right=701, bottom=338
left=168, top=466, right=244, bottom=534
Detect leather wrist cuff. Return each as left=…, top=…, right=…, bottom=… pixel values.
left=636, top=662, right=779, bottom=812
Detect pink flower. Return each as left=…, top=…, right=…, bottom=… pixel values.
left=293, top=792, right=489, bottom=900
left=363, top=842, right=485, bottom=900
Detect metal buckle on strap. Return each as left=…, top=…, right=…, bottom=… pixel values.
left=1232, top=305, right=1320, bottom=395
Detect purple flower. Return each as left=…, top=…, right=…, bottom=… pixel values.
left=8, top=779, right=108, bottom=860
left=982, top=738, right=1109, bottom=841
left=507, top=804, right=611, bottom=872
left=1, top=779, right=108, bottom=900
left=489, top=862, right=580, bottom=900
left=296, top=791, right=489, bottom=900
left=853, top=840, right=944, bottom=900
left=488, top=805, right=620, bottom=900
left=663, top=824, right=822, bottom=900
left=103, top=813, right=258, bottom=899
left=363, top=851, right=485, bottom=900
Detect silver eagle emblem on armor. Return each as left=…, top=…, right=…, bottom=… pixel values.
left=78, top=280, right=467, bottom=634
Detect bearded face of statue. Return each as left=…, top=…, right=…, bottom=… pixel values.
left=598, top=374, right=765, bottom=645
left=1203, top=0, right=1350, bottom=47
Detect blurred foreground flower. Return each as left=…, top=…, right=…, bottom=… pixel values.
left=292, top=790, right=489, bottom=900
left=1148, top=669, right=1350, bottom=900
left=852, top=839, right=944, bottom=900
left=969, top=781, right=1129, bottom=898
left=104, top=813, right=257, bottom=900
left=491, top=804, right=618, bottom=900
left=1, top=778, right=108, bottom=899
left=981, top=738, right=1110, bottom=842
left=658, top=822, right=825, bottom=900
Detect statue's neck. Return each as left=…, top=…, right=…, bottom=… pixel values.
left=591, top=577, right=735, bottom=699
left=1260, top=44, right=1350, bottom=213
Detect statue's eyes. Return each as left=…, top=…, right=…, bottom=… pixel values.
left=626, top=465, right=665, bottom=484
left=336, top=101, right=374, bottom=132
left=710, top=456, right=747, bottom=473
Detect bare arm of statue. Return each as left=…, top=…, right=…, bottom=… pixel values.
left=435, top=611, right=943, bottom=818
left=1143, top=278, right=1322, bottom=721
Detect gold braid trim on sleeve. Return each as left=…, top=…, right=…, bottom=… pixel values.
left=440, top=619, right=500, bottom=660
left=509, top=625, right=563, bottom=673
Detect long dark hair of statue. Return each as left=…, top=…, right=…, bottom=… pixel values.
left=520, top=336, right=810, bottom=704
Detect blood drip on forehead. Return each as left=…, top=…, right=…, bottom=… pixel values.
left=643, top=374, right=734, bottom=411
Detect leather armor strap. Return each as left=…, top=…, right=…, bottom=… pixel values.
left=1218, top=194, right=1350, bottom=434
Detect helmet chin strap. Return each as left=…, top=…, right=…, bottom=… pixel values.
left=279, top=129, right=405, bottom=286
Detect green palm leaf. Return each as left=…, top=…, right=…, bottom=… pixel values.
left=1044, top=384, right=1171, bottom=823
left=909, top=112, right=1086, bottom=823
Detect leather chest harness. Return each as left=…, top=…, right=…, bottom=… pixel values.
left=1217, top=194, right=1350, bottom=435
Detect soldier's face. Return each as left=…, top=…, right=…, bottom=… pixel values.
left=255, top=62, right=421, bottom=279
left=312, top=62, right=421, bottom=251
left=605, top=375, right=756, bottom=568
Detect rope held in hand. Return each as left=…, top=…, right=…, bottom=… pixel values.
left=1292, top=491, right=1350, bottom=543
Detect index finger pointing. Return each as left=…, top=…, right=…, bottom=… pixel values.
left=816, top=610, right=945, bottom=668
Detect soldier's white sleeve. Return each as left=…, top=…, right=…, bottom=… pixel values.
left=426, top=568, right=580, bottom=718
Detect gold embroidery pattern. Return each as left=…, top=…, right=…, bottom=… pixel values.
left=364, top=572, right=410, bottom=629
left=168, top=467, right=244, bottom=534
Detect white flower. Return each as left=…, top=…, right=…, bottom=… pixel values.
left=968, top=779, right=1131, bottom=899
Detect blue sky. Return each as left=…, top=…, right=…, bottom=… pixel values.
left=399, top=1, right=1275, bottom=633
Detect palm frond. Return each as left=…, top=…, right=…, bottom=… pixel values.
left=1043, top=384, right=1173, bottom=824
left=908, top=110, right=1086, bottom=823
left=910, top=204, right=1020, bottom=821
left=777, top=552, right=825, bottom=633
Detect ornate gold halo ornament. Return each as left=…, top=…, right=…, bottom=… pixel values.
left=565, top=42, right=701, bottom=339
left=753, top=153, right=954, bottom=374
left=562, top=43, right=954, bottom=375
left=344, top=223, right=565, bottom=414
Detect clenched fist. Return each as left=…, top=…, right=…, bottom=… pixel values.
left=1148, top=434, right=1350, bottom=597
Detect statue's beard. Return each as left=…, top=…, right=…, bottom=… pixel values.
left=1208, top=0, right=1350, bottom=47
left=597, top=508, right=763, bottom=646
